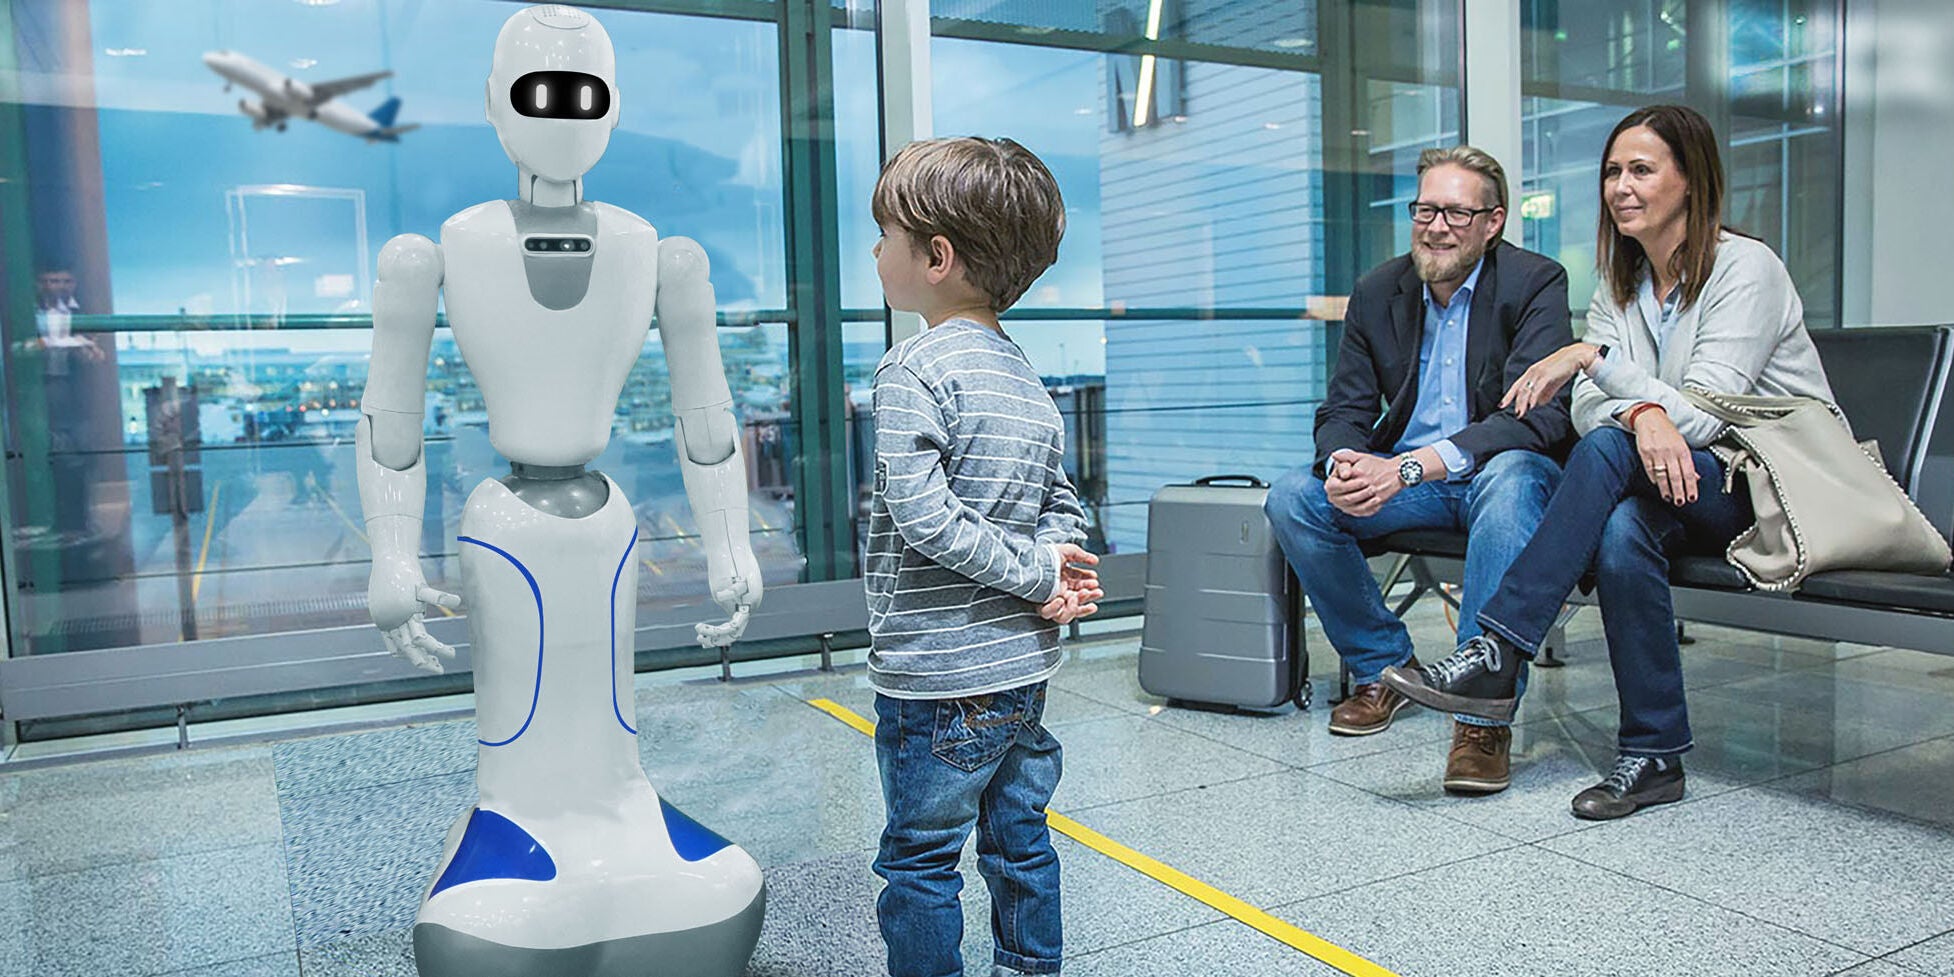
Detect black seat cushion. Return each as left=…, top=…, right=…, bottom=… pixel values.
left=1670, top=556, right=1752, bottom=590
left=1362, top=530, right=1468, bottom=559
left=1797, top=569, right=1954, bottom=615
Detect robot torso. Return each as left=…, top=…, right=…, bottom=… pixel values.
left=439, top=199, right=659, bottom=468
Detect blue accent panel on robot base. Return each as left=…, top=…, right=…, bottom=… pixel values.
left=428, top=808, right=557, bottom=899
left=610, top=527, right=639, bottom=735
left=659, top=799, right=733, bottom=862
left=457, top=535, right=545, bottom=747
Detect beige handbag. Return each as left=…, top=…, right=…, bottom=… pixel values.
left=1684, top=390, right=1952, bottom=592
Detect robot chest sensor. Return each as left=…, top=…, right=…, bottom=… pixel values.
left=524, top=235, right=595, bottom=255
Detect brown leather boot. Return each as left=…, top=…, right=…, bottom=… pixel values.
left=1328, top=657, right=1418, bottom=736
left=1444, top=721, right=1512, bottom=794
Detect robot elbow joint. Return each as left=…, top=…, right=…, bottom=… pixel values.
left=677, top=408, right=738, bottom=466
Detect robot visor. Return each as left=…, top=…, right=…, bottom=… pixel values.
left=510, top=71, right=612, bottom=120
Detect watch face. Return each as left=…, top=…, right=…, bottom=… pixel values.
left=1399, top=456, right=1423, bottom=485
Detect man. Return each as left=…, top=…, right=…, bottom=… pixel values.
left=30, top=266, right=101, bottom=361
left=1264, top=146, right=1573, bottom=794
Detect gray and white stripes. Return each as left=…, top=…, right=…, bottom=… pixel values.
left=865, top=318, right=1088, bottom=699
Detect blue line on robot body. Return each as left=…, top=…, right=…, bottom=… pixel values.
left=610, top=527, right=639, bottom=735
left=457, top=535, right=544, bottom=747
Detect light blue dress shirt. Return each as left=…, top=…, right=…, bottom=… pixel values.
left=1636, top=273, right=1684, bottom=358
left=1392, top=257, right=1482, bottom=479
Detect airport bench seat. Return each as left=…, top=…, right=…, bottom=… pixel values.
left=1354, top=323, right=1954, bottom=659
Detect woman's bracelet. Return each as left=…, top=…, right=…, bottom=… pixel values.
left=1623, top=401, right=1667, bottom=429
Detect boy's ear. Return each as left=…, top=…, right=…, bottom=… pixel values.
left=923, top=234, right=957, bottom=284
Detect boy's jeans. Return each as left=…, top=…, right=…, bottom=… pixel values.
left=874, top=682, right=1063, bottom=977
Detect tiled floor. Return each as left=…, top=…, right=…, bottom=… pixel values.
left=2, top=603, right=1952, bottom=977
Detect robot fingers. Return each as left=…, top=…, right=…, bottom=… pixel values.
left=416, top=585, right=463, bottom=610
left=404, top=617, right=458, bottom=664
left=383, top=621, right=446, bottom=674
left=693, top=604, right=751, bottom=649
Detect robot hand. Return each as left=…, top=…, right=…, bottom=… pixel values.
left=693, top=538, right=762, bottom=648
left=369, top=555, right=463, bottom=673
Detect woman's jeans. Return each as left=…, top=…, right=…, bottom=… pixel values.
left=1478, top=427, right=1752, bottom=757
left=874, top=683, right=1062, bottom=977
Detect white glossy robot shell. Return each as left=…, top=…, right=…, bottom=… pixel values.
left=486, top=4, right=619, bottom=184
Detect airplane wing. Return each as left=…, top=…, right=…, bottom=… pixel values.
left=307, top=70, right=392, bottom=103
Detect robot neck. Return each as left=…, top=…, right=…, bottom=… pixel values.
left=518, top=167, right=583, bottom=208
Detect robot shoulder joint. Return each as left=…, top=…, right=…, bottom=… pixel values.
left=657, top=236, right=710, bottom=282
left=378, top=234, right=444, bottom=285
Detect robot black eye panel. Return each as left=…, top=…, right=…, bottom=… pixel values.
left=511, top=71, right=611, bottom=120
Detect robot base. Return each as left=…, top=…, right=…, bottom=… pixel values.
left=413, top=887, right=765, bottom=977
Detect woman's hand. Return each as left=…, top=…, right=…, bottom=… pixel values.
left=1631, top=407, right=1699, bottom=505
left=1502, top=342, right=1600, bottom=418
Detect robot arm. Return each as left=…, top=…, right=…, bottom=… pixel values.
left=655, top=236, right=762, bottom=648
left=358, top=233, right=462, bottom=673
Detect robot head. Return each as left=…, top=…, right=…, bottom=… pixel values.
left=486, top=5, right=618, bottom=186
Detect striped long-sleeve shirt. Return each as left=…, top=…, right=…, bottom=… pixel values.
left=865, top=318, right=1089, bottom=699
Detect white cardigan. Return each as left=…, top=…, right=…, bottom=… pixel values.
left=1573, top=233, right=1835, bottom=447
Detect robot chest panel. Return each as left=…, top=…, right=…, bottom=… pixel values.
left=439, top=204, right=660, bottom=396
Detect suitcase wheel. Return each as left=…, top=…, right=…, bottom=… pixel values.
left=1292, top=679, right=1313, bottom=712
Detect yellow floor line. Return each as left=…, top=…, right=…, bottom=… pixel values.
left=803, top=698, right=1400, bottom=977
left=321, top=489, right=369, bottom=546
left=189, top=483, right=223, bottom=603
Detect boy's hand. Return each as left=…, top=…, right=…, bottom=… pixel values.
left=1053, top=543, right=1098, bottom=571
left=1039, top=583, right=1103, bottom=624
left=1041, top=544, right=1104, bottom=624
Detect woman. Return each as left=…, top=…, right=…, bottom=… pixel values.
left=1378, top=104, right=1834, bottom=820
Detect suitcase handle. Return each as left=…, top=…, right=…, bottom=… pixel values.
left=1192, top=474, right=1267, bottom=488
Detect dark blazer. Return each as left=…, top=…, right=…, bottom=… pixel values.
left=1313, top=240, right=1575, bottom=478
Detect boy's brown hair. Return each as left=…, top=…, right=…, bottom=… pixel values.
left=871, top=136, right=1066, bottom=312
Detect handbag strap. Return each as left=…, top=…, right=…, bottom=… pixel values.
left=1682, top=389, right=1836, bottom=428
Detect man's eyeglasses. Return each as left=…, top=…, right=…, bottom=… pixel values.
left=1408, top=203, right=1498, bottom=227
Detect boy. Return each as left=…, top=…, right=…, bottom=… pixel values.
left=865, top=136, right=1102, bottom=977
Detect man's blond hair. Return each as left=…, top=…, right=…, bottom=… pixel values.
left=871, top=137, right=1066, bottom=312
left=1417, top=145, right=1509, bottom=211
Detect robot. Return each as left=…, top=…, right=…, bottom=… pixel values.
left=353, top=6, right=765, bottom=975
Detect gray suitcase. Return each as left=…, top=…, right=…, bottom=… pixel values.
left=1138, top=475, right=1311, bottom=711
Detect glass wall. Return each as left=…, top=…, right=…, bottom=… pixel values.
left=0, top=0, right=1466, bottom=730
left=1518, top=0, right=1843, bottom=327
left=914, top=0, right=1462, bottom=553
left=1, top=1, right=805, bottom=661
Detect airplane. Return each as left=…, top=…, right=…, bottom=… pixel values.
left=202, top=50, right=419, bottom=142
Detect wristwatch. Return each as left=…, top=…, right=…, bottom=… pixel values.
left=1397, top=454, right=1425, bottom=487
left=1592, top=343, right=1611, bottom=365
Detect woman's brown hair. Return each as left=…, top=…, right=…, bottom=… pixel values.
left=1597, top=104, right=1725, bottom=310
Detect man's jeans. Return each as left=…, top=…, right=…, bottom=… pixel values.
left=1478, top=427, right=1750, bottom=757
left=1265, top=450, right=1562, bottom=727
left=874, top=683, right=1062, bottom=977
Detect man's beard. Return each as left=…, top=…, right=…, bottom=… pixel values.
left=1412, top=237, right=1485, bottom=284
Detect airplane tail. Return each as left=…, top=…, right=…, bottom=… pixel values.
left=367, top=96, right=402, bottom=129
